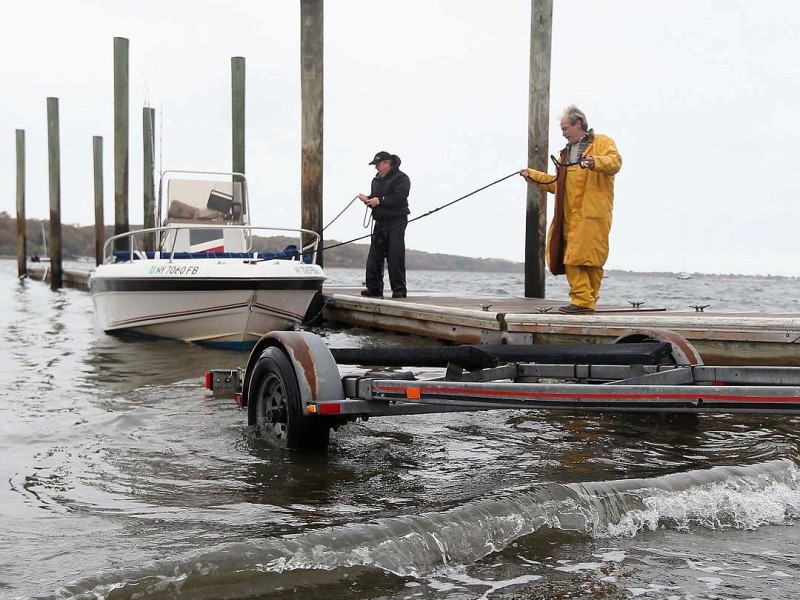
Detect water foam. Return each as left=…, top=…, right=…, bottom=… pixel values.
left=57, top=458, right=800, bottom=599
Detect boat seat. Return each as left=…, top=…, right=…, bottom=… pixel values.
left=168, top=200, right=199, bottom=220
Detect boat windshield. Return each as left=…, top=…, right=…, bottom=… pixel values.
left=165, top=178, right=246, bottom=225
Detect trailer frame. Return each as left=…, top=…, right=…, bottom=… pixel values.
left=205, top=329, right=800, bottom=452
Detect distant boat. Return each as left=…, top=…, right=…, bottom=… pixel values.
left=30, top=222, right=51, bottom=263
left=677, top=272, right=692, bottom=280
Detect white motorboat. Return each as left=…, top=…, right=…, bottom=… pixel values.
left=89, top=170, right=326, bottom=350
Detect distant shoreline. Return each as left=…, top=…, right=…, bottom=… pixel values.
left=3, top=214, right=798, bottom=279
left=1, top=255, right=797, bottom=280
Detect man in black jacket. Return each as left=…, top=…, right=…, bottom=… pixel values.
left=358, top=150, right=411, bottom=298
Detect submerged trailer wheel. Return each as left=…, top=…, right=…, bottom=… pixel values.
left=248, top=346, right=330, bottom=452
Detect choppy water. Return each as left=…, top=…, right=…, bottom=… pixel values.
left=3, top=259, right=800, bottom=600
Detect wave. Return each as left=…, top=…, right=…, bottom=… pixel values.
left=57, top=458, right=800, bottom=599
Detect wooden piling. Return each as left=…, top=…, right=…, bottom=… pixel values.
left=47, top=97, right=63, bottom=290
left=15, top=130, right=26, bottom=277
left=114, top=37, right=129, bottom=247
left=143, top=107, right=155, bottom=250
left=93, top=135, right=104, bottom=266
left=300, top=0, right=324, bottom=268
left=524, top=0, right=553, bottom=298
left=231, top=57, right=246, bottom=179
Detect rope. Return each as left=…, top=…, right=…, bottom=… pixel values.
left=406, top=170, right=519, bottom=225
left=322, top=195, right=358, bottom=232
left=249, top=170, right=520, bottom=261
left=321, top=170, right=520, bottom=253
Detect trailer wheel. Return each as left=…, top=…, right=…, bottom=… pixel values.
left=613, top=328, right=703, bottom=365
left=248, top=346, right=330, bottom=452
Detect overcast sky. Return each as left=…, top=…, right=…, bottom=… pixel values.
left=2, top=0, right=799, bottom=276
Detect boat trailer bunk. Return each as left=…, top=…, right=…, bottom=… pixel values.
left=205, top=328, right=800, bottom=452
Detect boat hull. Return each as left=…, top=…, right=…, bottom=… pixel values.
left=90, top=260, right=325, bottom=350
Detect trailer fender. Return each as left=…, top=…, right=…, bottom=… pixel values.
left=613, top=328, right=703, bottom=365
left=242, top=331, right=344, bottom=411
left=244, top=332, right=345, bottom=452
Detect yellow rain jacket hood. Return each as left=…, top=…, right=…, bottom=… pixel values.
left=525, top=130, right=622, bottom=273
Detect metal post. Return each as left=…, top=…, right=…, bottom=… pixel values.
left=143, top=107, right=155, bottom=251
left=47, top=97, right=63, bottom=290
left=300, top=0, right=324, bottom=268
left=231, top=57, right=246, bottom=179
left=114, top=37, right=129, bottom=247
left=524, top=0, right=553, bottom=298
left=93, top=135, right=104, bottom=266
left=15, top=130, right=26, bottom=277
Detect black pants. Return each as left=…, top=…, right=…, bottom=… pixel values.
left=365, top=218, right=407, bottom=295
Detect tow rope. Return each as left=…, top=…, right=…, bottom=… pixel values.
left=320, top=170, right=519, bottom=253
left=253, top=171, right=520, bottom=263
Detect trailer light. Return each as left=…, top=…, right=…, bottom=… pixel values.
left=234, top=392, right=242, bottom=406
left=406, top=388, right=421, bottom=400
left=204, top=372, right=213, bottom=390
left=306, top=405, right=317, bottom=414
left=318, top=403, right=342, bottom=415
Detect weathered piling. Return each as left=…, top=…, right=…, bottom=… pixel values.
left=114, top=37, right=129, bottom=248
left=300, top=0, right=324, bottom=268
left=47, top=97, right=63, bottom=290
left=93, top=136, right=104, bottom=266
left=231, top=57, right=245, bottom=179
left=15, top=129, right=26, bottom=277
left=524, top=0, right=553, bottom=298
left=143, top=107, right=155, bottom=250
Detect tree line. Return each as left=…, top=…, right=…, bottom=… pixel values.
left=0, top=212, right=523, bottom=273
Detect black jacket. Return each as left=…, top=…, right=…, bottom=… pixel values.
left=369, top=155, right=411, bottom=222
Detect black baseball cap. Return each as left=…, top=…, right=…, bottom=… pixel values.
left=369, top=151, right=392, bottom=165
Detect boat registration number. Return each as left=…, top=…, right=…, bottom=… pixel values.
left=148, top=265, right=200, bottom=276
left=294, top=265, right=319, bottom=275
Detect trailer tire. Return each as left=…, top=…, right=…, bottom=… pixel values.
left=248, top=346, right=330, bottom=452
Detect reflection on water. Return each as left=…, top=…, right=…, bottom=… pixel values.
left=1, top=260, right=800, bottom=599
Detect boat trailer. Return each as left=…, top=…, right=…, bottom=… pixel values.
left=205, top=328, right=800, bottom=452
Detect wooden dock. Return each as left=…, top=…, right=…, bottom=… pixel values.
left=26, top=262, right=92, bottom=289
left=26, top=265, right=800, bottom=367
left=323, top=287, right=800, bottom=367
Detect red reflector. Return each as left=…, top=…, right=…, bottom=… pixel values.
left=712, top=381, right=725, bottom=386
left=204, top=372, right=213, bottom=390
left=234, top=392, right=243, bottom=406
left=318, top=403, right=341, bottom=415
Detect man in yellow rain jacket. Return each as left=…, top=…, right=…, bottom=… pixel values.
left=521, top=105, right=622, bottom=314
